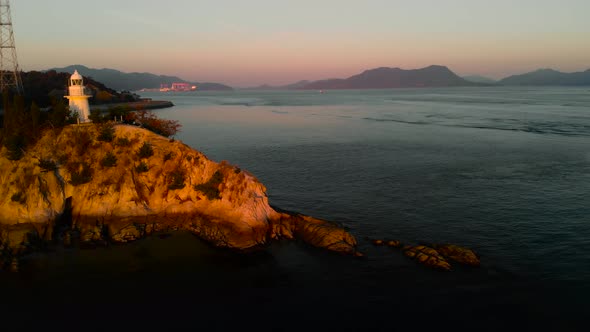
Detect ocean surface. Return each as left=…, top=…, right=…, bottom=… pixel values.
left=3, top=87, right=589, bottom=330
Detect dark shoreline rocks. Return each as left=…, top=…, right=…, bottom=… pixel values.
left=0, top=209, right=360, bottom=271
left=370, top=238, right=480, bottom=271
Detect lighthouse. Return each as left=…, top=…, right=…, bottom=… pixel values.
left=65, top=70, right=91, bottom=123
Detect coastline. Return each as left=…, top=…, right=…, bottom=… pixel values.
left=90, top=100, right=174, bottom=111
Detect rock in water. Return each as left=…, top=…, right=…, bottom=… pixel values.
left=0, top=124, right=359, bottom=256
left=290, top=214, right=357, bottom=255
left=403, top=245, right=452, bottom=271
left=372, top=239, right=385, bottom=246
left=386, top=240, right=402, bottom=248
left=433, top=244, right=480, bottom=267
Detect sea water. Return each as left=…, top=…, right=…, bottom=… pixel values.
left=155, top=87, right=590, bottom=279
left=2, top=87, right=589, bottom=330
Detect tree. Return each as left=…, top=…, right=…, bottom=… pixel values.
left=108, top=105, right=131, bottom=122
left=30, top=102, right=41, bottom=133
left=98, top=123, right=115, bottom=142
left=127, top=110, right=181, bottom=138
left=2, top=90, right=15, bottom=138
left=49, top=99, right=69, bottom=127
left=2, top=91, right=28, bottom=160
left=89, top=109, right=105, bottom=123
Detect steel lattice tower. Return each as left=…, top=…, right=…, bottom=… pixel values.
left=0, top=0, right=23, bottom=95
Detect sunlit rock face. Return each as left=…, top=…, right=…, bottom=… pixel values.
left=0, top=125, right=357, bottom=256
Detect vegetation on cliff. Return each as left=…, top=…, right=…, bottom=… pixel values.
left=1, top=91, right=75, bottom=161
left=193, top=170, right=223, bottom=200
left=0, top=90, right=180, bottom=165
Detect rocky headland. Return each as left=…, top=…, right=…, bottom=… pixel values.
left=0, top=124, right=359, bottom=270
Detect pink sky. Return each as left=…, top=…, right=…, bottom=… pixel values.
left=12, top=0, right=590, bottom=87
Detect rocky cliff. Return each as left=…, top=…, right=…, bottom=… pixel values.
left=0, top=124, right=358, bottom=265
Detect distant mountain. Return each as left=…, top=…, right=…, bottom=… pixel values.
left=49, top=65, right=233, bottom=91
left=244, top=80, right=311, bottom=90
left=281, top=80, right=311, bottom=89
left=499, top=68, right=590, bottom=86
left=463, top=75, right=497, bottom=84
left=299, top=65, right=482, bottom=90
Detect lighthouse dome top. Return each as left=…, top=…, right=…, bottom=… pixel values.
left=69, top=69, right=84, bottom=86
left=70, top=70, right=83, bottom=80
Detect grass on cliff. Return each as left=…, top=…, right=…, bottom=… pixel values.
left=193, top=170, right=223, bottom=200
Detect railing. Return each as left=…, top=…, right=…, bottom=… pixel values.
left=67, top=87, right=92, bottom=97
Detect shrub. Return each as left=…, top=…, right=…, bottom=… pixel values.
left=11, top=192, right=26, bottom=204
left=234, top=167, right=241, bottom=174
left=168, top=169, right=186, bottom=190
left=4, top=134, right=25, bottom=160
left=115, top=137, right=131, bottom=147
left=48, top=99, right=70, bottom=127
left=98, top=123, right=115, bottom=142
left=210, top=170, right=223, bottom=184
left=73, top=130, right=94, bottom=155
left=101, top=151, right=117, bottom=167
left=193, top=170, right=223, bottom=200
left=89, top=109, right=105, bottom=123
left=135, top=161, right=149, bottom=173
left=194, top=184, right=220, bottom=200
left=57, top=154, right=69, bottom=165
left=69, top=162, right=93, bottom=186
left=163, top=151, right=174, bottom=162
left=137, top=142, right=154, bottom=159
left=67, top=110, right=80, bottom=124
left=127, top=110, right=181, bottom=138
left=108, top=105, right=132, bottom=120
left=38, top=158, right=57, bottom=171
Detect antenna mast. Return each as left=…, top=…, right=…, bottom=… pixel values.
left=0, top=0, right=23, bottom=95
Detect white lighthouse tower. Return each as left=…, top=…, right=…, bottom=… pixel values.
left=65, top=70, right=91, bottom=123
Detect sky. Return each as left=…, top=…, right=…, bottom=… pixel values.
left=11, top=0, right=590, bottom=87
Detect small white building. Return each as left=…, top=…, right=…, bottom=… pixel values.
left=64, top=70, right=91, bottom=123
